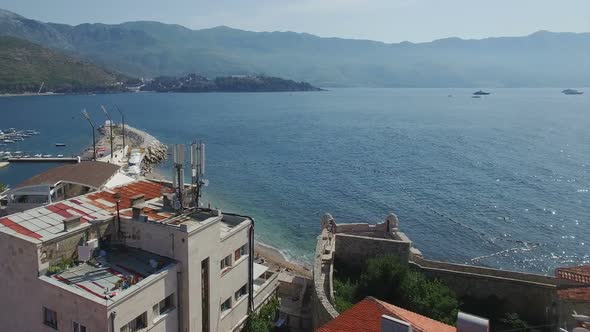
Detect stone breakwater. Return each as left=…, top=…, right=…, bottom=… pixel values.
left=141, top=140, right=167, bottom=173
left=95, top=124, right=168, bottom=172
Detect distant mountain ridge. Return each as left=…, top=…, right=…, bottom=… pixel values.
left=1, top=9, right=589, bottom=87
left=0, top=35, right=131, bottom=93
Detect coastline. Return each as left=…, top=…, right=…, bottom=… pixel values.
left=255, top=241, right=312, bottom=279
left=0, top=92, right=63, bottom=98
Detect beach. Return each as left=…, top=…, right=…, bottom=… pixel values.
left=255, top=242, right=312, bottom=279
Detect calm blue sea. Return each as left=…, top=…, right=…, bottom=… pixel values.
left=1, top=88, right=588, bottom=274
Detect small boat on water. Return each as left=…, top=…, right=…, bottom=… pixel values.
left=3, top=140, right=15, bottom=144
left=55, top=143, right=66, bottom=147
left=57, top=154, right=64, bottom=158
left=473, top=90, right=490, bottom=95
left=34, top=154, right=42, bottom=158
left=42, top=154, right=52, bottom=158
left=562, top=89, right=584, bottom=95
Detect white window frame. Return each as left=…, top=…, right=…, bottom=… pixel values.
left=220, top=255, right=232, bottom=271
left=73, top=321, right=87, bottom=332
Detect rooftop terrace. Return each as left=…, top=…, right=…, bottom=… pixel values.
left=43, top=246, right=175, bottom=305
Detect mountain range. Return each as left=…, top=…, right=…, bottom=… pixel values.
left=1, top=8, right=589, bottom=87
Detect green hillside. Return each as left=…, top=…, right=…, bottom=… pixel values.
left=0, top=35, right=129, bottom=93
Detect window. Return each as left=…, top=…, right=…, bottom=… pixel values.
left=43, top=307, right=58, bottom=329
left=73, top=321, right=87, bottom=332
left=235, top=284, right=248, bottom=301
left=120, top=312, right=147, bottom=332
left=235, top=244, right=248, bottom=261
left=220, top=297, right=232, bottom=313
left=153, top=293, right=175, bottom=319
left=220, top=255, right=232, bottom=270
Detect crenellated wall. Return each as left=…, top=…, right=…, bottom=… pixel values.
left=311, top=213, right=567, bottom=330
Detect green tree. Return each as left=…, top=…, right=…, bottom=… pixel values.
left=400, top=270, right=459, bottom=325
left=356, top=255, right=409, bottom=303
left=0, top=182, right=7, bottom=192
left=242, top=296, right=280, bottom=332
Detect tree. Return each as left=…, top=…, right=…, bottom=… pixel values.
left=350, top=255, right=459, bottom=325
left=0, top=182, right=7, bottom=192
left=242, top=296, right=280, bottom=332
left=357, top=255, right=409, bottom=303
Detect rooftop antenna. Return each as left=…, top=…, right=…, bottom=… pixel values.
left=82, top=109, right=96, bottom=161
left=173, top=144, right=185, bottom=211
left=190, top=142, right=207, bottom=208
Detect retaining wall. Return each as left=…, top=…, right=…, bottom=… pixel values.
left=334, top=233, right=411, bottom=270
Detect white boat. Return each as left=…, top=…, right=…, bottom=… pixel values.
left=57, top=154, right=64, bottom=158
left=14, top=151, right=23, bottom=154
left=34, top=154, right=42, bottom=158
left=42, top=154, right=52, bottom=158
left=3, top=140, right=15, bottom=143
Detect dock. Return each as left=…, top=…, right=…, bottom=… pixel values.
left=7, top=157, right=80, bottom=163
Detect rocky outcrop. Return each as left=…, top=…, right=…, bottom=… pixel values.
left=141, top=140, right=168, bottom=173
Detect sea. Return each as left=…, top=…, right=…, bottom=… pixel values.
left=0, top=88, right=588, bottom=274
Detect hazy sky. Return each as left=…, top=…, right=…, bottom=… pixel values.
left=1, top=0, right=589, bottom=43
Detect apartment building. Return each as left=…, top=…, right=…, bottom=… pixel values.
left=0, top=179, right=278, bottom=332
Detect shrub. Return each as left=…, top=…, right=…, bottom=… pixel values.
left=242, top=296, right=280, bottom=332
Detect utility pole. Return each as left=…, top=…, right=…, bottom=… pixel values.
left=82, top=109, right=96, bottom=161
left=101, top=105, right=114, bottom=163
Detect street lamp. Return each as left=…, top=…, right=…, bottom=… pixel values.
left=81, top=109, right=96, bottom=161
left=101, top=105, right=114, bottom=162
left=115, top=105, right=125, bottom=152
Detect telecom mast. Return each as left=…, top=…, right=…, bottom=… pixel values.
left=190, top=142, right=206, bottom=208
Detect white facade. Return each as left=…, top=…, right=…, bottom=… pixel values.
left=0, top=180, right=278, bottom=332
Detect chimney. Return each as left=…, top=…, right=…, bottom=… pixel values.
left=457, top=312, right=489, bottom=332
left=381, top=315, right=412, bottom=332
left=130, top=194, right=145, bottom=207
left=63, top=215, right=82, bottom=231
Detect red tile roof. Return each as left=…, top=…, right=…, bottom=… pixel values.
left=316, top=297, right=456, bottom=332
left=556, top=265, right=590, bottom=284
left=558, top=287, right=590, bottom=302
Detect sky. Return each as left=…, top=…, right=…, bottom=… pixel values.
left=1, top=0, right=589, bottom=43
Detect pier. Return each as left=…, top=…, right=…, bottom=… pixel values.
left=7, top=157, right=81, bottom=163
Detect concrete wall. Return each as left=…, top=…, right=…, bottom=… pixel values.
left=0, top=231, right=110, bottom=332
left=109, top=264, right=179, bottom=332
left=334, top=233, right=411, bottom=270
left=38, top=277, right=108, bottom=332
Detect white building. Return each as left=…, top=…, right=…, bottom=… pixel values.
left=0, top=179, right=278, bottom=331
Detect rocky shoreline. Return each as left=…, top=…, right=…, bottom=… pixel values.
left=93, top=124, right=168, bottom=172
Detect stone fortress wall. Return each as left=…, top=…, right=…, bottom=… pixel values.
left=311, top=212, right=580, bottom=330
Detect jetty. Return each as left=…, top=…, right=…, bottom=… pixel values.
left=7, top=157, right=80, bottom=163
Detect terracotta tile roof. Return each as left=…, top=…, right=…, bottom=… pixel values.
left=316, top=297, right=456, bottom=332
left=17, top=161, right=120, bottom=189
left=556, top=265, right=590, bottom=284
left=558, top=287, right=590, bottom=302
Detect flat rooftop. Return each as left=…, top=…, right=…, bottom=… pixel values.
left=0, top=180, right=168, bottom=243
left=45, top=246, right=175, bottom=304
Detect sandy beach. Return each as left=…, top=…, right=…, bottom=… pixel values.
left=255, top=242, right=312, bottom=279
